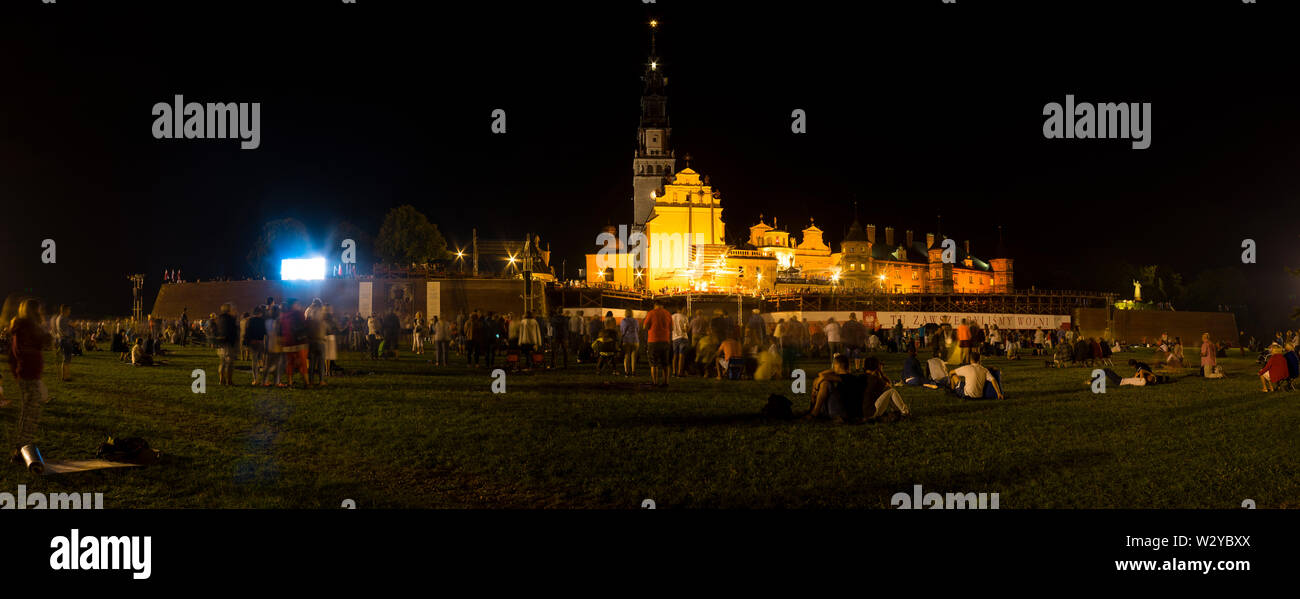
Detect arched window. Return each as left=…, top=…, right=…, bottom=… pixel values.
left=604, top=268, right=614, bottom=282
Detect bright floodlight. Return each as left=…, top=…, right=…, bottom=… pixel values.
left=281, top=257, right=326, bottom=280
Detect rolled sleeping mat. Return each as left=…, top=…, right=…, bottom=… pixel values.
left=21, top=444, right=44, bottom=474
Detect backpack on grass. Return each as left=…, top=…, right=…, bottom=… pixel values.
left=96, top=437, right=161, bottom=465
left=761, top=394, right=795, bottom=420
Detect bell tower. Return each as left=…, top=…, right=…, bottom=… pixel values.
left=632, top=18, right=677, bottom=228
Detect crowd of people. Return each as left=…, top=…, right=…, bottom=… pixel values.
left=0, top=288, right=1265, bottom=462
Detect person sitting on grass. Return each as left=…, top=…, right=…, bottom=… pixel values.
left=900, top=347, right=925, bottom=386
left=1072, top=337, right=1092, bottom=368
left=949, top=352, right=1003, bottom=399
left=1260, top=344, right=1288, bottom=392
left=1280, top=343, right=1300, bottom=391
left=1165, top=337, right=1185, bottom=369
left=805, top=354, right=912, bottom=423
left=1099, top=337, right=1115, bottom=367
left=130, top=338, right=157, bottom=366
left=592, top=327, right=620, bottom=375
left=111, top=327, right=130, bottom=362
left=1049, top=340, right=1072, bottom=368
left=924, top=355, right=948, bottom=388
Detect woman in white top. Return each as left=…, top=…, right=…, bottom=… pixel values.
left=412, top=311, right=426, bottom=354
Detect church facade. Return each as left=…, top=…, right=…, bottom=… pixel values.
left=586, top=20, right=1014, bottom=295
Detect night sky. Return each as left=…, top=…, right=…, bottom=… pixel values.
left=3, top=1, right=1300, bottom=330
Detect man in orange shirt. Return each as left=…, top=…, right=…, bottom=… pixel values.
left=956, top=318, right=973, bottom=364
left=717, top=333, right=744, bottom=380
left=642, top=300, right=674, bottom=388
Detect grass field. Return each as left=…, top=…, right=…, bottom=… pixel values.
left=1, top=343, right=1295, bottom=509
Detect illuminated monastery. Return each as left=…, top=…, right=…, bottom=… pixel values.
left=586, top=20, right=1013, bottom=295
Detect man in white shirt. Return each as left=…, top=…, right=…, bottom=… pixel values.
left=824, top=317, right=843, bottom=360
left=671, top=308, right=689, bottom=377
left=950, top=353, right=1002, bottom=399
left=569, top=310, right=587, bottom=351
left=518, top=311, right=542, bottom=359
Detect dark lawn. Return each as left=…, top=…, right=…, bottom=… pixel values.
left=1, top=343, right=1294, bottom=508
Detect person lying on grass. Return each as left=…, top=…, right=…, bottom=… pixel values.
left=1120, top=358, right=1156, bottom=386
left=804, top=354, right=911, bottom=423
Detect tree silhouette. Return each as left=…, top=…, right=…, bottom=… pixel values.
left=246, top=218, right=310, bottom=279
left=374, top=205, right=451, bottom=265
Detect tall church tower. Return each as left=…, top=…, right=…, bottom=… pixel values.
left=632, top=19, right=677, bottom=228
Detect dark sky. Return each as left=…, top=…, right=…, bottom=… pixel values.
left=4, top=0, right=1300, bottom=324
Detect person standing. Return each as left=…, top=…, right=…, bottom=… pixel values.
left=569, top=310, right=587, bottom=356
left=245, top=306, right=268, bottom=385
left=52, top=304, right=75, bottom=382
left=279, top=299, right=311, bottom=388
left=411, top=311, right=426, bottom=355
left=954, top=319, right=973, bottom=364
left=322, top=304, right=339, bottom=379
left=619, top=309, right=641, bottom=377
left=432, top=315, right=450, bottom=366
left=1200, top=332, right=1218, bottom=377
left=213, top=303, right=239, bottom=386
left=671, top=305, right=689, bottom=377
left=643, top=301, right=673, bottom=387
left=518, top=311, right=542, bottom=365
left=266, top=304, right=285, bottom=386
left=8, top=299, right=50, bottom=462
left=238, top=312, right=251, bottom=361
left=366, top=313, right=380, bottom=360
left=305, top=299, right=328, bottom=386
left=824, top=317, right=843, bottom=360
left=382, top=309, right=401, bottom=359
left=745, top=309, right=767, bottom=353
left=179, top=308, right=190, bottom=347
left=549, top=309, right=569, bottom=369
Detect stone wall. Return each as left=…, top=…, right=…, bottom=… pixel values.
left=1074, top=308, right=1240, bottom=346
left=151, top=278, right=529, bottom=320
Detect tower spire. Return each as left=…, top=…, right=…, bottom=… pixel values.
left=649, top=18, right=658, bottom=58
left=632, top=16, right=676, bottom=228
